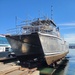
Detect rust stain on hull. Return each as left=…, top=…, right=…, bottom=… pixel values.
left=45, top=51, right=69, bottom=65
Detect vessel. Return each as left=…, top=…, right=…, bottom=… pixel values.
left=0, top=35, right=11, bottom=58
left=6, top=17, right=69, bottom=66
left=0, top=35, right=11, bottom=52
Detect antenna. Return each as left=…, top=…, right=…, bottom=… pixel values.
left=51, top=5, right=53, bottom=20
left=15, top=16, right=17, bottom=27
left=38, top=10, right=41, bottom=18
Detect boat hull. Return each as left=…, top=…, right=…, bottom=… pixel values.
left=6, top=32, right=69, bottom=65
left=45, top=51, right=69, bottom=65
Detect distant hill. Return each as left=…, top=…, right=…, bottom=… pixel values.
left=69, top=44, right=75, bottom=49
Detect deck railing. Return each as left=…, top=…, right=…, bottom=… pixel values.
left=6, top=24, right=58, bottom=36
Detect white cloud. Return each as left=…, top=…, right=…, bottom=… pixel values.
left=64, top=34, right=75, bottom=43
left=57, top=22, right=75, bottom=26
left=57, top=22, right=75, bottom=43
left=57, top=22, right=75, bottom=30
left=60, top=27, right=75, bottom=30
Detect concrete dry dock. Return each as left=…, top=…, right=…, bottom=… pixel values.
left=0, top=58, right=68, bottom=75
left=0, top=62, right=57, bottom=75
left=0, top=62, right=39, bottom=75
left=0, top=62, right=55, bottom=75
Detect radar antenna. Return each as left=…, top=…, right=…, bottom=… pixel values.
left=51, top=5, right=53, bottom=20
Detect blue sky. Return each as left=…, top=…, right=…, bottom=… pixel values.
left=0, top=0, right=75, bottom=43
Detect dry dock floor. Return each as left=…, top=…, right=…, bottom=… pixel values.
left=0, top=58, right=68, bottom=75
left=0, top=62, right=39, bottom=75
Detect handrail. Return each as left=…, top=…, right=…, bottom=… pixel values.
left=6, top=24, right=55, bottom=35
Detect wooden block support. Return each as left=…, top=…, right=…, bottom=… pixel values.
left=0, top=62, right=39, bottom=75
left=0, top=66, right=21, bottom=75
left=28, top=71, right=40, bottom=75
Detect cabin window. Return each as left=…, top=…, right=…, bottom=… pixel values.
left=0, top=37, right=9, bottom=44
left=5, top=47, right=9, bottom=51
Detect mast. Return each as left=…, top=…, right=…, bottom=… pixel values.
left=51, top=5, right=53, bottom=20
left=15, top=16, right=17, bottom=27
